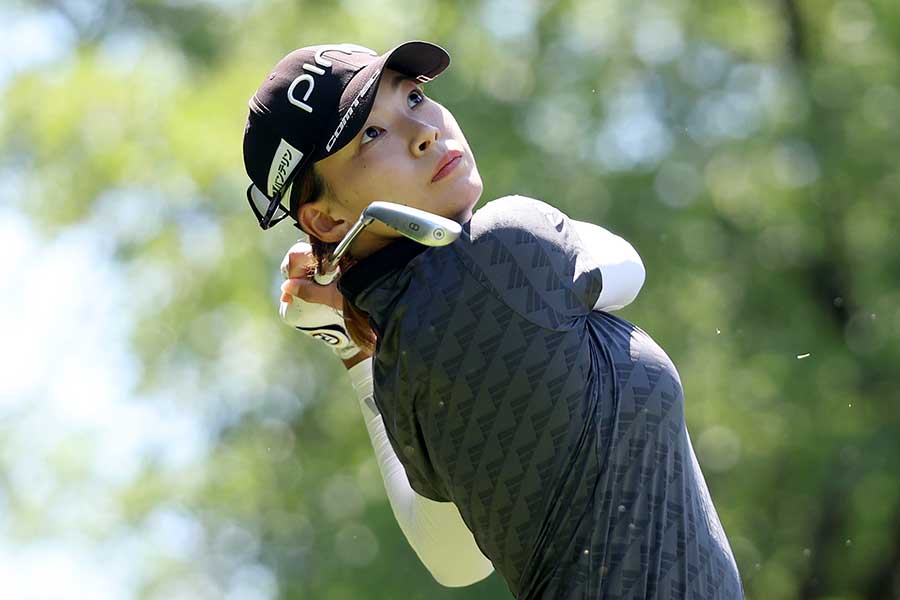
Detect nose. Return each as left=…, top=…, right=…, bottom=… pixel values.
left=410, top=120, right=440, bottom=157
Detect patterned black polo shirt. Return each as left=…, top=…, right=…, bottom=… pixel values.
left=339, top=196, right=742, bottom=599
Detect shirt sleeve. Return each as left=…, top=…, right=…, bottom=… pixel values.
left=450, top=195, right=605, bottom=330
left=571, top=219, right=646, bottom=311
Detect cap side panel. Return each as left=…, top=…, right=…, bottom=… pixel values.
left=267, top=139, right=305, bottom=197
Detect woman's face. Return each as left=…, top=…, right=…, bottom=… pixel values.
left=305, top=69, right=483, bottom=243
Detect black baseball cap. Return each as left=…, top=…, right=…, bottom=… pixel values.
left=243, top=41, right=451, bottom=230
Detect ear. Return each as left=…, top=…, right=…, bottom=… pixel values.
left=298, top=200, right=348, bottom=243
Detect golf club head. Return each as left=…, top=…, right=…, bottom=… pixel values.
left=365, top=201, right=461, bottom=246
left=314, top=202, right=461, bottom=285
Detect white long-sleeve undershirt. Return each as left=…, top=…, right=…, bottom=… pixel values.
left=348, top=359, right=496, bottom=587
left=572, top=219, right=646, bottom=312
left=346, top=222, right=644, bottom=587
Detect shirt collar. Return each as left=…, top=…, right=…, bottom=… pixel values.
left=338, top=237, right=430, bottom=304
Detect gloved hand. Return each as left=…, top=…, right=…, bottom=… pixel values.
left=279, top=240, right=360, bottom=361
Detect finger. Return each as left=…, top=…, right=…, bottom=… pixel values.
left=287, top=255, right=316, bottom=279
left=281, top=243, right=300, bottom=276
left=281, top=279, right=304, bottom=299
left=281, top=241, right=316, bottom=279
left=281, top=277, right=342, bottom=308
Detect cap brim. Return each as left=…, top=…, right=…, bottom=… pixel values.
left=382, top=40, right=451, bottom=83
left=322, top=41, right=451, bottom=158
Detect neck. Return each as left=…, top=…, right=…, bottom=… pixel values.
left=347, top=230, right=399, bottom=261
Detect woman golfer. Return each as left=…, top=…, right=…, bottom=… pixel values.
left=242, top=41, right=743, bottom=599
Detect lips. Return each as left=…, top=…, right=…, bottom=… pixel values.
left=432, top=150, right=463, bottom=183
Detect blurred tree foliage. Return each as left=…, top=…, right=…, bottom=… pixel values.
left=1, top=0, right=899, bottom=598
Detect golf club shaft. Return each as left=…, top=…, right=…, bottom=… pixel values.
left=314, top=215, right=374, bottom=285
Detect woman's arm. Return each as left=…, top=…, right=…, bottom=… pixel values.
left=348, top=359, right=495, bottom=587
left=572, top=220, right=646, bottom=311
left=280, top=241, right=493, bottom=585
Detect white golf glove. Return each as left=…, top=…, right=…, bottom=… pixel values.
left=279, top=241, right=361, bottom=361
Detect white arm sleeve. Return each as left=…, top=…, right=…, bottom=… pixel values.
left=347, top=359, right=494, bottom=587
left=572, top=220, right=646, bottom=311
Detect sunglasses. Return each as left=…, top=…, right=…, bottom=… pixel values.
left=246, top=183, right=292, bottom=230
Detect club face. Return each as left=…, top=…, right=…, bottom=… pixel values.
left=318, top=202, right=461, bottom=282
left=365, top=201, right=461, bottom=246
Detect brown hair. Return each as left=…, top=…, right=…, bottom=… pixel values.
left=290, top=166, right=377, bottom=355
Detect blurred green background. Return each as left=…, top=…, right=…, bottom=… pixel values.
left=1, top=0, right=898, bottom=598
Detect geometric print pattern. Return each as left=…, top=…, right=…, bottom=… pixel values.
left=345, top=197, right=743, bottom=599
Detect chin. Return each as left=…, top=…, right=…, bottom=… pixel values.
left=444, top=183, right=482, bottom=223
left=421, top=165, right=482, bottom=222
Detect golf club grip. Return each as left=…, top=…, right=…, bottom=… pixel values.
left=314, top=269, right=337, bottom=285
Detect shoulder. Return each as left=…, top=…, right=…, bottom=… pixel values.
left=469, top=195, right=566, bottom=240
left=449, top=195, right=601, bottom=326
left=454, top=193, right=581, bottom=275
left=471, top=194, right=560, bottom=226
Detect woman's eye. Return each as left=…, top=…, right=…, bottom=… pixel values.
left=361, top=126, right=384, bottom=145
left=408, top=89, right=425, bottom=108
